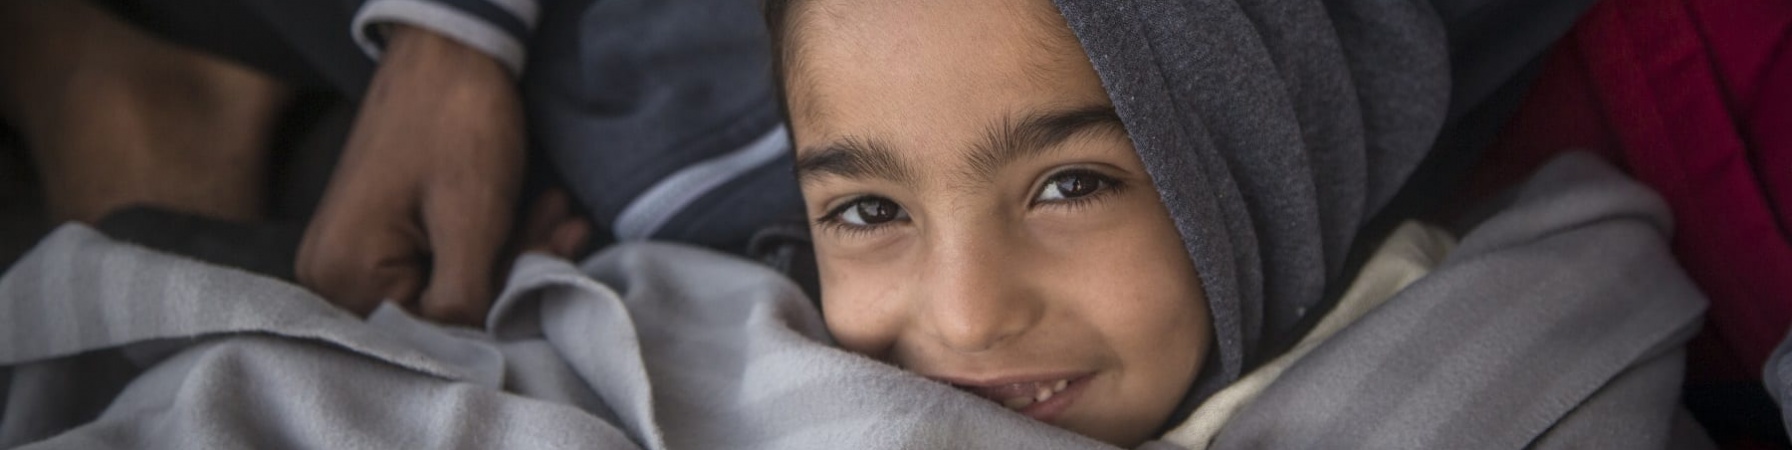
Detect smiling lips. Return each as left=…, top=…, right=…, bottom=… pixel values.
left=941, top=373, right=1090, bottom=421
left=973, top=378, right=1072, bottom=410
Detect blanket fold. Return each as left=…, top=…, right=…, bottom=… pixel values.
left=0, top=225, right=1111, bottom=449
left=0, top=152, right=1704, bottom=449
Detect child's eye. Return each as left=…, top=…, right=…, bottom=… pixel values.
left=840, top=197, right=907, bottom=225
left=1035, top=170, right=1115, bottom=203
left=824, top=196, right=909, bottom=228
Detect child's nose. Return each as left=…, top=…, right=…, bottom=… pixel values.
left=915, top=229, right=1043, bottom=354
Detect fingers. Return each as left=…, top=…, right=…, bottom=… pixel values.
left=416, top=185, right=514, bottom=328
left=295, top=202, right=428, bottom=316
left=517, top=189, right=592, bottom=258
left=548, top=216, right=593, bottom=259
left=298, top=29, right=523, bottom=327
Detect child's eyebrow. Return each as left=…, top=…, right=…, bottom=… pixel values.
left=795, top=136, right=918, bottom=186
left=793, top=104, right=1122, bottom=186
left=965, top=105, right=1123, bottom=182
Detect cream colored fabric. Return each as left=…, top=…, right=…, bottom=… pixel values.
left=1159, top=221, right=1457, bottom=449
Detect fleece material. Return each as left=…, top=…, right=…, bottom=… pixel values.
left=1050, top=0, right=1451, bottom=403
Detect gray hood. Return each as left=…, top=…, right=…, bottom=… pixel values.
left=1049, top=0, right=1451, bottom=403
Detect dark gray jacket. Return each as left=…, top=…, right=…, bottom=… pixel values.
left=353, top=0, right=803, bottom=253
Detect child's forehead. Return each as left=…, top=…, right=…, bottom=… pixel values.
left=791, top=0, right=1067, bottom=41
left=790, top=0, right=1077, bottom=65
left=783, top=0, right=1094, bottom=131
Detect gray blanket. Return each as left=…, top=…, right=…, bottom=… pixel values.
left=0, top=152, right=1712, bottom=449
left=0, top=226, right=1108, bottom=449
left=1207, top=153, right=1711, bottom=449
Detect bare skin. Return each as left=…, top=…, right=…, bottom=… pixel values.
left=782, top=0, right=1211, bottom=445
left=0, top=0, right=288, bottom=223
left=514, top=189, right=593, bottom=259
left=295, top=24, right=526, bottom=327
left=0, top=2, right=529, bottom=327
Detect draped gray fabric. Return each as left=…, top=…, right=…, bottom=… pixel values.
left=0, top=153, right=1709, bottom=449
left=0, top=226, right=1112, bottom=449
left=1208, top=153, right=1710, bottom=449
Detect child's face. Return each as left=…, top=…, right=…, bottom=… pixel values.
left=781, top=0, right=1210, bottom=445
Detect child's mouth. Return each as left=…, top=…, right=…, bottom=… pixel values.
left=943, top=373, right=1093, bottom=423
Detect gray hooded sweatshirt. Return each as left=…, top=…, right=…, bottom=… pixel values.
left=1050, top=0, right=1711, bottom=447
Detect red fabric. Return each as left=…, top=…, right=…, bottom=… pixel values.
left=1470, top=0, right=1792, bottom=386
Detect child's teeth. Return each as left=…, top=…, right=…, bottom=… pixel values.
left=993, top=378, right=1076, bottom=411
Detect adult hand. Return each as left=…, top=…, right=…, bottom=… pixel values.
left=296, top=24, right=523, bottom=327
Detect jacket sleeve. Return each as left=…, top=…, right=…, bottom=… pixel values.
left=350, top=0, right=538, bottom=76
